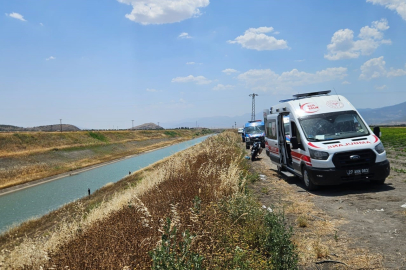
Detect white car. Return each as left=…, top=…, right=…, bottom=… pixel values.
left=238, top=127, right=244, bottom=134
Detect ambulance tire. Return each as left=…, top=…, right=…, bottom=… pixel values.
left=302, top=167, right=318, bottom=191
left=370, top=178, right=386, bottom=185
left=246, top=143, right=250, bottom=150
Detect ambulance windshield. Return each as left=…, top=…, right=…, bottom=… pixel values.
left=299, top=110, right=369, bottom=141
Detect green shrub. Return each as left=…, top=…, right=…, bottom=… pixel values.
left=88, top=131, right=108, bottom=142
left=262, top=210, right=298, bottom=269
left=217, top=194, right=298, bottom=269
left=150, top=218, right=204, bottom=270
left=164, top=131, right=179, bottom=137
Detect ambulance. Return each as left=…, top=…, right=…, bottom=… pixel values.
left=263, top=91, right=390, bottom=190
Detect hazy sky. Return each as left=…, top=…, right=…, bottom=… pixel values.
left=1, top=0, right=406, bottom=129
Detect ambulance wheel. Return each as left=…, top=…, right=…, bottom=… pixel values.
left=370, top=178, right=386, bottom=185
left=245, top=143, right=250, bottom=149
left=302, top=167, right=318, bottom=191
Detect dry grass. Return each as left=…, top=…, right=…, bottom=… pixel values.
left=296, top=215, right=308, bottom=228
left=0, top=132, right=246, bottom=269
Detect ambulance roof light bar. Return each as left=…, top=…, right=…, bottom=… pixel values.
left=292, top=90, right=331, bottom=99
left=279, top=90, right=331, bottom=103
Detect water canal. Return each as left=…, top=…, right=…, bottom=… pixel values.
left=0, top=135, right=210, bottom=233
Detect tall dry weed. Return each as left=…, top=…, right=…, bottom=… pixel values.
left=1, top=132, right=243, bottom=269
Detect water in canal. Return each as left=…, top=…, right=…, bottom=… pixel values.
left=0, top=135, right=210, bottom=233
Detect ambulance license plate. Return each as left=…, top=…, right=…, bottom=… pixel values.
left=346, top=168, right=369, bottom=175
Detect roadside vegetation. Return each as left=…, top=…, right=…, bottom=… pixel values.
left=0, top=129, right=209, bottom=190
left=0, top=132, right=298, bottom=269
left=381, top=127, right=406, bottom=178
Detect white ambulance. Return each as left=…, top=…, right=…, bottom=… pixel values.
left=263, top=91, right=390, bottom=190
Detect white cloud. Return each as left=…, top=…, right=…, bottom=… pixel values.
left=227, top=26, right=289, bottom=51
left=222, top=68, right=238, bottom=75
left=359, top=56, right=406, bottom=80
left=117, top=0, right=209, bottom=25
left=295, top=59, right=305, bottom=62
left=359, top=56, right=387, bottom=80
left=6, top=12, right=26, bottom=21
left=179, top=32, right=192, bottom=39
left=171, top=75, right=212, bottom=85
left=186, top=62, right=195, bottom=65
left=375, top=85, right=388, bottom=90
left=46, top=56, right=56, bottom=61
left=40, top=23, right=44, bottom=26
left=325, top=19, right=391, bottom=60
left=387, top=65, right=406, bottom=77
left=367, top=0, right=406, bottom=21
left=342, top=80, right=351, bottom=84
left=212, top=84, right=234, bottom=91
left=238, top=67, right=347, bottom=93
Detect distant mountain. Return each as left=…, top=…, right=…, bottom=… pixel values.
left=162, top=112, right=261, bottom=129
left=0, top=124, right=80, bottom=132
left=132, top=122, right=164, bottom=130
left=358, top=101, right=406, bottom=125
left=163, top=101, right=406, bottom=128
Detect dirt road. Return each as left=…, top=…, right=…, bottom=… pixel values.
left=247, top=148, right=406, bottom=269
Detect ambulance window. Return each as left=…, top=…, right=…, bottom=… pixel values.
left=267, top=120, right=277, bottom=140
left=291, top=122, right=304, bottom=150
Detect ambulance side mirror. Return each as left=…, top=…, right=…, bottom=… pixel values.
left=373, top=126, right=381, bottom=138
left=290, top=137, right=299, bottom=149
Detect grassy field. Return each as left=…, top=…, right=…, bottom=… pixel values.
left=0, top=129, right=211, bottom=190
left=380, top=127, right=406, bottom=149
left=0, top=132, right=298, bottom=269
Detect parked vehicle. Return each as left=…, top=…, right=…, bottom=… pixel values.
left=263, top=90, right=390, bottom=190
left=238, top=127, right=244, bottom=134
left=251, top=141, right=262, bottom=161
left=243, top=120, right=265, bottom=149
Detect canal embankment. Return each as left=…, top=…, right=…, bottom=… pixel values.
left=0, top=135, right=212, bottom=235
left=0, top=129, right=209, bottom=190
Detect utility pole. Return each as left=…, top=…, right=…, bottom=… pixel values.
left=60, top=119, right=62, bottom=132
left=132, top=120, right=134, bottom=130
left=249, top=93, right=258, bottom=121
left=235, top=122, right=236, bottom=129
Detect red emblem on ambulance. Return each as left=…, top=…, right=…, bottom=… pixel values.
left=300, top=103, right=319, bottom=113
left=326, top=100, right=344, bottom=109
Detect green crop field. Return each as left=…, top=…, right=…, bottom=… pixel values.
left=380, top=127, right=406, bottom=150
